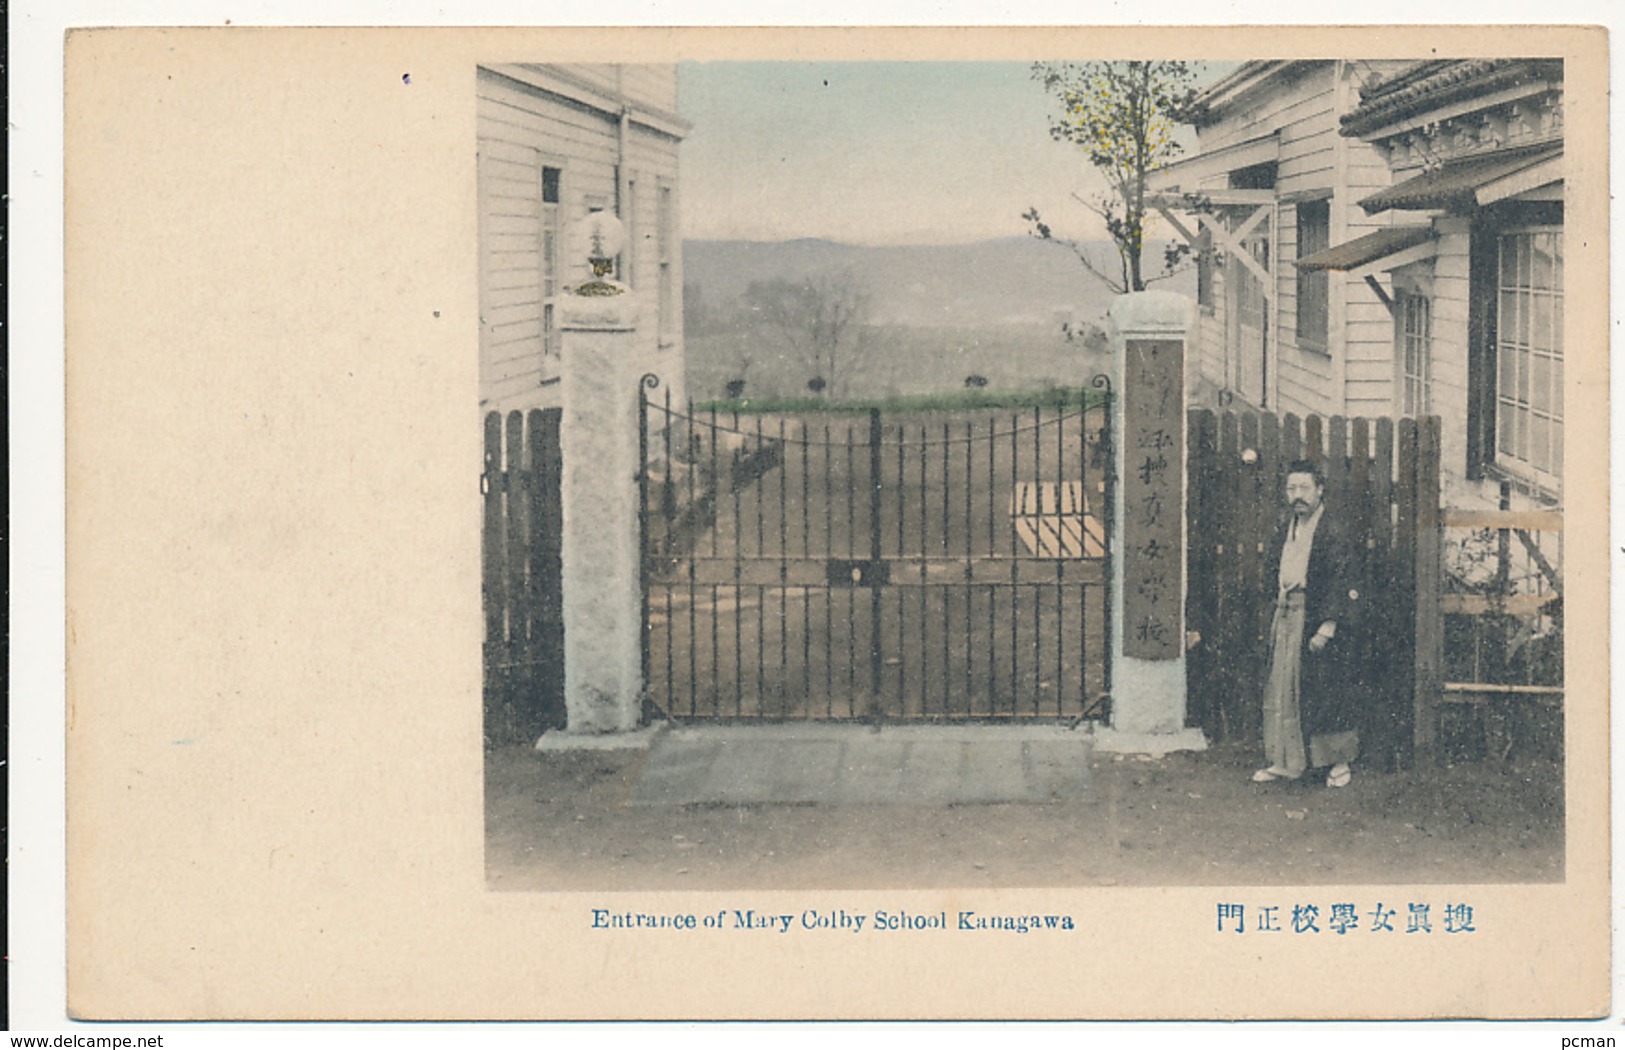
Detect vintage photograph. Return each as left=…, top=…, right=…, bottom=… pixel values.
left=52, top=24, right=1605, bottom=1024
left=478, top=56, right=1568, bottom=891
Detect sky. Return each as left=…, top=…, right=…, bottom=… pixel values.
left=679, top=60, right=1236, bottom=247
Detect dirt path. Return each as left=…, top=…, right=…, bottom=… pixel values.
left=485, top=739, right=1562, bottom=891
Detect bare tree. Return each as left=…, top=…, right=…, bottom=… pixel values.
left=743, top=270, right=871, bottom=397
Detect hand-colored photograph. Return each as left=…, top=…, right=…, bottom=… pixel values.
left=478, top=56, right=1568, bottom=892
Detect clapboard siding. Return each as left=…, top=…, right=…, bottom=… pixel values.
left=1274, top=365, right=1325, bottom=419
left=476, top=64, right=684, bottom=414
left=478, top=129, right=547, bottom=399
left=1345, top=297, right=1392, bottom=328
left=1427, top=223, right=1475, bottom=478
left=1199, top=64, right=1332, bottom=151
left=1346, top=357, right=1396, bottom=382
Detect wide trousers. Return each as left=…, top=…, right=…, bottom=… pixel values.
left=1262, top=591, right=1358, bottom=776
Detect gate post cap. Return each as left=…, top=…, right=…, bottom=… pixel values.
left=1107, top=291, right=1196, bottom=339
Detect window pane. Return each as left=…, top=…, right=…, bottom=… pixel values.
left=1553, top=233, right=1564, bottom=290
left=1518, top=233, right=1533, bottom=290
left=1498, top=399, right=1514, bottom=455
left=1532, top=292, right=1554, bottom=354
left=1500, top=238, right=1519, bottom=286
left=1499, top=290, right=1520, bottom=347
left=1532, top=235, right=1555, bottom=288
left=1529, top=413, right=1549, bottom=472
left=1530, top=354, right=1551, bottom=414
left=1514, top=287, right=1527, bottom=354
left=1553, top=418, right=1563, bottom=474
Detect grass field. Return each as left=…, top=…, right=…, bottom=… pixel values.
left=684, top=321, right=1111, bottom=406
left=693, top=385, right=1111, bottom=415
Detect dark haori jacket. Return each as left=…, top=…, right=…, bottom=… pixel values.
left=1265, top=508, right=1366, bottom=739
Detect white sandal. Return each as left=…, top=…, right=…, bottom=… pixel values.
left=1326, top=763, right=1352, bottom=788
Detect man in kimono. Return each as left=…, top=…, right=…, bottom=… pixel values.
left=1252, top=459, right=1363, bottom=788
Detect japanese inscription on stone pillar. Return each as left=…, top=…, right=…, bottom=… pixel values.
left=1122, top=338, right=1184, bottom=660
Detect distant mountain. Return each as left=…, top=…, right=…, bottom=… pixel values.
left=683, top=236, right=1196, bottom=331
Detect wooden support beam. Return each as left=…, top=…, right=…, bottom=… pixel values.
left=1442, top=682, right=1564, bottom=695
left=1440, top=508, right=1564, bottom=531
left=1204, top=205, right=1274, bottom=295
left=1148, top=189, right=1276, bottom=207
left=1439, top=592, right=1561, bottom=616
left=1515, top=529, right=1563, bottom=593
left=1154, top=205, right=1199, bottom=246
left=1365, top=274, right=1395, bottom=315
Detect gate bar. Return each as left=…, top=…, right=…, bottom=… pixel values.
left=869, top=409, right=884, bottom=717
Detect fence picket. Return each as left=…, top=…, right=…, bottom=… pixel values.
left=482, top=413, right=504, bottom=651
left=1393, top=418, right=1420, bottom=768
left=1326, top=415, right=1349, bottom=511
left=1187, top=409, right=1218, bottom=736
left=1414, top=417, right=1444, bottom=754
left=1235, top=411, right=1264, bottom=740
left=1215, top=411, right=1241, bottom=737
left=1182, top=408, right=1437, bottom=760
left=482, top=409, right=566, bottom=745
left=504, top=412, right=528, bottom=651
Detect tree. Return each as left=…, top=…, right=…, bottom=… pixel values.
left=1027, top=61, right=1203, bottom=294
left=743, top=271, right=871, bottom=397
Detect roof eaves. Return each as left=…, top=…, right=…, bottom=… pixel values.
left=1340, top=58, right=1561, bottom=139
left=1191, top=60, right=1319, bottom=127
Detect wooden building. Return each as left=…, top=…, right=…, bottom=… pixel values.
left=1321, top=59, right=1564, bottom=509
left=476, top=64, right=688, bottom=415
left=1146, top=61, right=1412, bottom=421
left=1149, top=58, right=1563, bottom=509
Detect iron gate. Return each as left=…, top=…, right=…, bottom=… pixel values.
left=639, top=376, right=1114, bottom=722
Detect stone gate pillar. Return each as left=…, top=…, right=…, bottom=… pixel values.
left=1100, top=292, right=1206, bottom=753
left=558, top=217, right=643, bottom=734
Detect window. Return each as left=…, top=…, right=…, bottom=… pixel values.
left=657, top=182, right=676, bottom=343
left=621, top=176, right=637, bottom=287
left=1295, top=199, right=1330, bottom=352
left=1495, top=229, right=1563, bottom=488
left=1398, top=291, right=1432, bottom=416
left=540, top=165, right=562, bottom=363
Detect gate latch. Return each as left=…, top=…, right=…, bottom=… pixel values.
left=826, top=559, right=891, bottom=588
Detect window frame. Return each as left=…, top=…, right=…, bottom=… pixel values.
left=656, top=178, right=677, bottom=346
left=1294, top=198, right=1331, bottom=355
left=539, top=164, right=565, bottom=367
left=1490, top=225, right=1563, bottom=495
left=1396, top=288, right=1433, bottom=417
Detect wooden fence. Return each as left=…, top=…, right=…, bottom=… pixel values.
left=482, top=408, right=565, bottom=746
left=1185, top=410, right=1441, bottom=770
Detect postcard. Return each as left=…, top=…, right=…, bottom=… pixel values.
left=61, top=24, right=1608, bottom=1020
